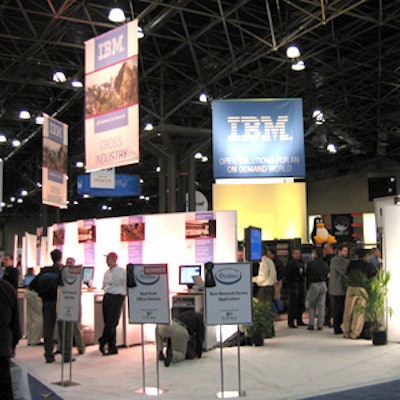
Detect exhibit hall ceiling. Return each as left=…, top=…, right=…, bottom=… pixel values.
left=0, top=0, right=399, bottom=221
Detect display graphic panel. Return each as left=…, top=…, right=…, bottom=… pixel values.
left=205, top=262, right=253, bottom=325
left=84, top=20, right=139, bottom=171
left=212, top=98, right=305, bottom=179
left=42, top=114, right=68, bottom=208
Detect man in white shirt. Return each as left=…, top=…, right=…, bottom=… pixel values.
left=252, top=254, right=277, bottom=303
left=98, top=252, right=126, bottom=356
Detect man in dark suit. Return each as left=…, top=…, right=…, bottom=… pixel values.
left=0, top=279, right=21, bottom=400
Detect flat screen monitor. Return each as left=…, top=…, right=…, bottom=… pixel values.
left=179, top=265, right=201, bottom=289
left=245, top=226, right=262, bottom=261
left=82, top=266, right=94, bottom=287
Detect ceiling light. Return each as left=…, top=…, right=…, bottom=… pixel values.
left=20, top=189, right=28, bottom=196
left=75, top=161, right=84, bottom=168
left=11, top=139, right=21, bottom=147
left=312, top=109, right=325, bottom=124
left=71, top=80, right=83, bottom=88
left=155, top=166, right=161, bottom=172
left=327, top=143, right=337, bottom=154
left=83, top=194, right=90, bottom=198
left=101, top=204, right=108, bottom=210
left=194, top=152, right=203, bottom=159
left=291, top=60, right=305, bottom=71
left=286, top=45, right=301, bottom=59
left=108, top=8, right=125, bottom=23
left=73, top=200, right=78, bottom=205
left=144, top=122, right=154, bottom=131
left=140, top=178, right=144, bottom=184
left=35, top=116, right=44, bottom=125
left=199, top=93, right=208, bottom=103
left=52, top=71, right=66, bottom=83
left=19, top=110, right=31, bottom=119
left=137, top=26, right=144, bottom=39
left=0, top=134, right=6, bottom=143
left=36, top=182, right=42, bottom=188
left=201, top=155, right=209, bottom=163
left=10, top=196, right=15, bottom=202
left=17, top=198, right=23, bottom=204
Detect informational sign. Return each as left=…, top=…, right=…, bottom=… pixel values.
left=90, top=168, right=115, bottom=189
left=212, top=98, right=305, bottom=179
left=127, top=264, right=170, bottom=324
left=331, top=214, right=353, bottom=243
left=42, top=113, right=68, bottom=208
left=85, top=20, right=139, bottom=171
left=205, top=262, right=253, bottom=325
left=58, top=266, right=82, bottom=322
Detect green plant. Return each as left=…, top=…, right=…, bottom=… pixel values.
left=243, top=298, right=276, bottom=344
left=356, top=269, right=393, bottom=332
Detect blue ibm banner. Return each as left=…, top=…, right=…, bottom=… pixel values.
left=77, top=174, right=141, bottom=197
left=212, top=99, right=305, bottom=179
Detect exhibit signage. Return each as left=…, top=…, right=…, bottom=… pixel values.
left=205, top=262, right=253, bottom=325
left=212, top=98, right=305, bottom=179
left=128, top=264, right=170, bottom=324
left=42, top=114, right=68, bottom=208
left=84, top=19, right=139, bottom=171
left=58, top=266, right=82, bottom=322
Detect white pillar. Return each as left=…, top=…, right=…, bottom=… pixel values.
left=382, top=204, right=400, bottom=342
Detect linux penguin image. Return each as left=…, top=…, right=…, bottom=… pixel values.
left=311, top=217, right=337, bottom=245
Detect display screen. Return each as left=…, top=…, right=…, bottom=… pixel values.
left=82, top=266, right=94, bottom=285
left=245, top=226, right=262, bottom=261
left=179, top=265, right=201, bottom=287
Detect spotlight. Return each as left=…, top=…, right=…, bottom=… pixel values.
left=19, top=110, right=31, bottom=120
left=155, top=166, right=161, bottom=172
left=327, top=143, right=337, bottom=154
left=194, top=152, right=203, bottom=159
left=71, top=80, right=83, bottom=88
left=20, top=189, right=28, bottom=196
left=199, top=93, right=208, bottom=103
left=35, top=116, right=44, bottom=125
left=144, top=122, right=154, bottom=131
left=11, top=139, right=21, bottom=147
left=108, top=8, right=125, bottom=23
left=286, top=45, right=301, bottom=59
left=52, top=71, right=66, bottom=83
left=137, top=26, right=144, bottom=39
left=0, top=134, right=7, bottom=143
left=291, top=60, right=305, bottom=71
left=75, top=161, right=84, bottom=168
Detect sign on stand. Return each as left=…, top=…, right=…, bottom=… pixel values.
left=205, top=262, right=252, bottom=326
left=55, top=265, right=82, bottom=387
left=127, top=264, right=170, bottom=396
left=205, top=262, right=253, bottom=399
left=127, top=264, right=170, bottom=324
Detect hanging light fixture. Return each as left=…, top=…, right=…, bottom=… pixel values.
left=286, top=45, right=301, bottom=59
left=108, top=8, right=126, bottom=23
left=19, top=110, right=31, bottom=119
left=52, top=71, right=67, bottom=83
left=291, top=60, right=306, bottom=71
left=199, top=93, right=208, bottom=103
left=137, top=26, right=144, bottom=39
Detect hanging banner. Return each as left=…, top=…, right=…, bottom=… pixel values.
left=42, top=114, right=68, bottom=208
left=52, top=223, right=65, bottom=253
left=185, top=212, right=216, bottom=263
left=58, top=266, right=82, bottom=322
left=127, top=264, right=170, bottom=324
left=84, top=19, right=139, bottom=171
left=205, top=262, right=253, bottom=325
left=212, top=98, right=305, bottom=179
left=78, top=219, right=96, bottom=265
left=121, top=215, right=145, bottom=264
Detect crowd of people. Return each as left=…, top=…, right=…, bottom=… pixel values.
left=251, top=243, right=382, bottom=338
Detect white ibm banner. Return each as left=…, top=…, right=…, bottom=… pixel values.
left=84, top=20, right=139, bottom=171
left=42, top=114, right=68, bottom=208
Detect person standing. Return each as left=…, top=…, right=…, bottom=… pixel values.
left=323, top=243, right=335, bottom=327
left=0, top=279, right=21, bottom=400
left=267, top=247, right=286, bottom=300
left=2, top=255, right=19, bottom=289
left=306, top=249, right=330, bottom=330
left=29, top=248, right=72, bottom=363
left=329, top=244, right=350, bottom=334
left=98, top=252, right=126, bottom=356
left=343, top=248, right=376, bottom=339
left=252, top=252, right=277, bottom=304
left=286, top=248, right=306, bottom=328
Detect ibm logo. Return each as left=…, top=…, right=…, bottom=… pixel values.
left=226, top=116, right=292, bottom=142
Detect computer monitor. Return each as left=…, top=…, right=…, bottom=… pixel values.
left=179, top=265, right=201, bottom=289
left=82, top=266, right=94, bottom=288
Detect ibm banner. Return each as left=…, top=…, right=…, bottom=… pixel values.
left=212, top=99, right=305, bottom=179
left=42, top=114, right=68, bottom=208
left=84, top=20, right=139, bottom=171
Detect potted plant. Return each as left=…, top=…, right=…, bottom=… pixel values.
left=357, top=269, right=393, bottom=345
left=243, top=298, right=275, bottom=346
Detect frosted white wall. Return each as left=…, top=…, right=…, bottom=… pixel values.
left=382, top=205, right=400, bottom=342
